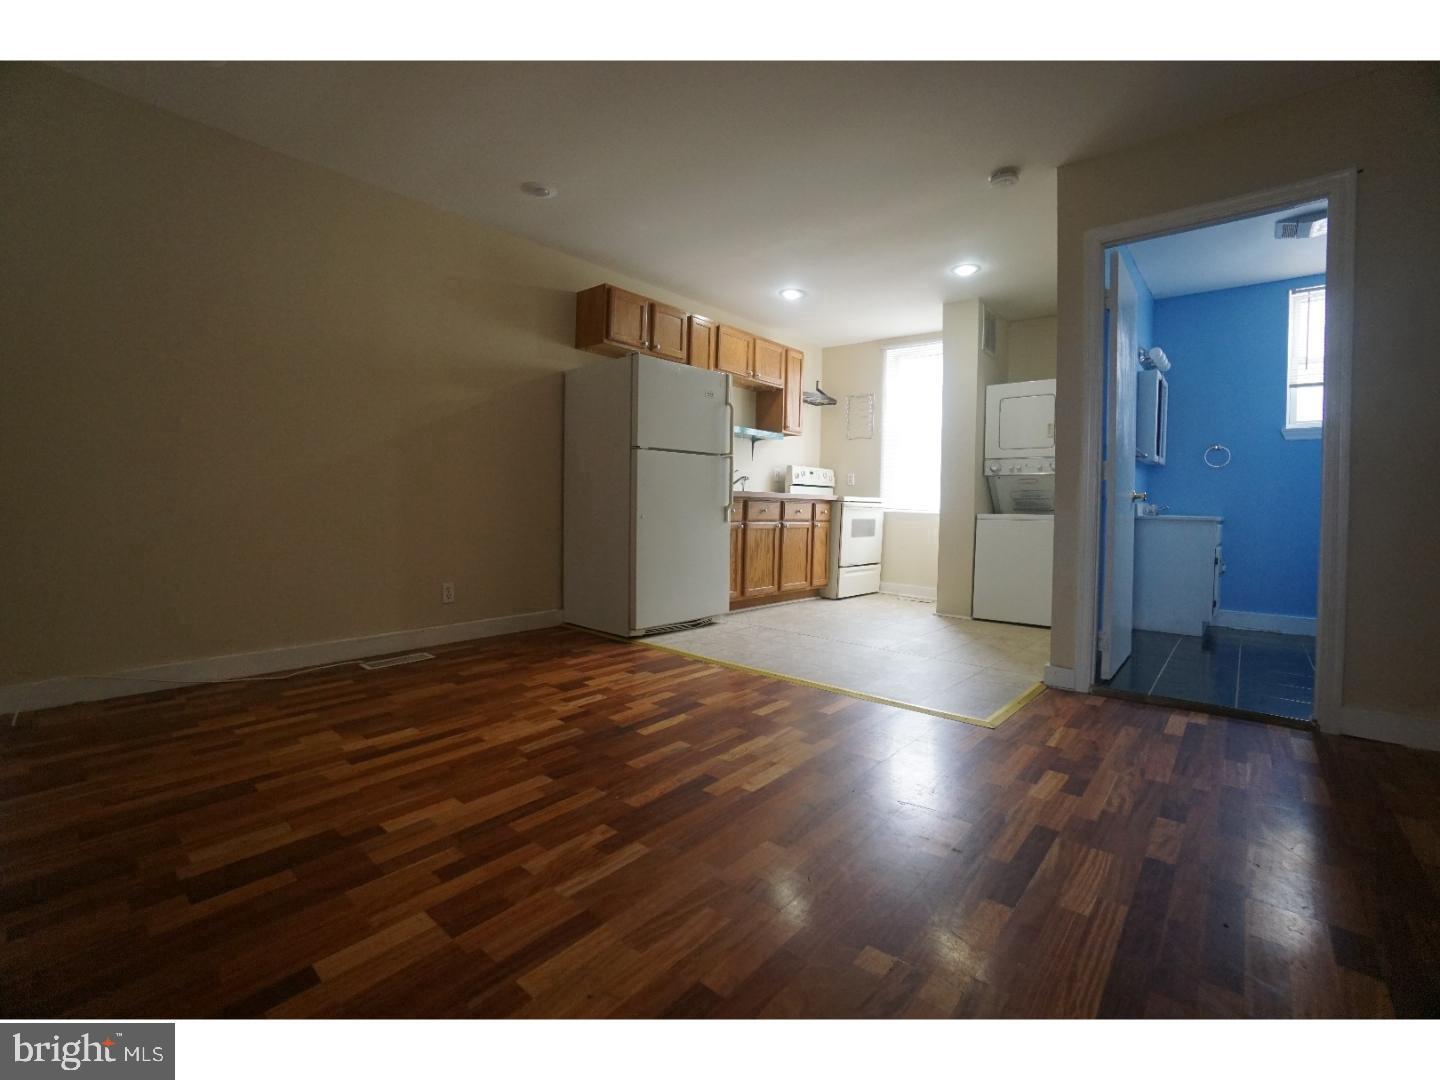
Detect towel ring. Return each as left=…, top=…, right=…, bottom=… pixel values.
left=1203, top=444, right=1231, bottom=469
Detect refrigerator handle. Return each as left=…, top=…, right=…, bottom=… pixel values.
left=722, top=378, right=735, bottom=521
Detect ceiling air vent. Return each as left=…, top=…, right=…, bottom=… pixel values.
left=1275, top=211, right=1328, bottom=239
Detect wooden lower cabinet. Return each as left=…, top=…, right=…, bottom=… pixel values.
left=811, top=520, right=830, bottom=588
left=779, top=522, right=812, bottom=591
left=729, top=522, right=743, bottom=599
left=740, top=522, right=780, bottom=597
left=729, top=496, right=833, bottom=608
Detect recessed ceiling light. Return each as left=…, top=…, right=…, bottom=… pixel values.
left=519, top=181, right=557, bottom=199
left=952, top=263, right=981, bottom=278
left=779, top=288, right=806, bottom=301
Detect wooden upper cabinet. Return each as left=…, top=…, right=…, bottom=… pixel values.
left=648, top=301, right=689, bottom=363
left=757, top=347, right=805, bottom=435
left=606, top=286, right=650, bottom=350
left=688, top=315, right=716, bottom=371
left=575, top=284, right=691, bottom=362
left=752, top=337, right=785, bottom=389
left=716, top=325, right=753, bottom=379
left=782, top=349, right=804, bottom=435
left=578, top=286, right=802, bottom=419
left=577, top=284, right=647, bottom=355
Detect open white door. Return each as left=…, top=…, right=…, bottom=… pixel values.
left=1099, top=251, right=1140, bottom=680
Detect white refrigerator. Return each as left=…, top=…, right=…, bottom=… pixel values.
left=564, top=353, right=733, bottom=636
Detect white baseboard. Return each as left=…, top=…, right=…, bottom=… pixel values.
left=0, top=609, right=563, bottom=715
left=879, top=581, right=937, bottom=601
left=1325, top=704, right=1440, bottom=752
left=1044, top=665, right=1078, bottom=691
left=1212, top=609, right=1317, bottom=636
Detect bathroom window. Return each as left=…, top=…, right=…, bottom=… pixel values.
left=1285, top=285, right=1325, bottom=438
left=880, top=341, right=944, bottom=512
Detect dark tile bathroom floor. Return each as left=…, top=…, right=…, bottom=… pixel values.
left=1101, top=626, right=1316, bottom=722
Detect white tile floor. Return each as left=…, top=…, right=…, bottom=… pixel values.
left=650, top=593, right=1049, bottom=721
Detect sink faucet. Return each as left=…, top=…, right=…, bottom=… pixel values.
left=733, top=471, right=750, bottom=491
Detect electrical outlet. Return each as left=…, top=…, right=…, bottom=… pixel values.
left=847, top=472, right=856, bottom=487
left=441, top=582, right=455, bottom=604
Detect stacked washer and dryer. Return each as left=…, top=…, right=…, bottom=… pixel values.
left=972, top=379, right=1056, bottom=627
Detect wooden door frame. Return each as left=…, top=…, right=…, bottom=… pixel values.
left=1065, top=170, right=1356, bottom=731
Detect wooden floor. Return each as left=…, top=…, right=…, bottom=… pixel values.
left=3, top=627, right=1438, bottom=1019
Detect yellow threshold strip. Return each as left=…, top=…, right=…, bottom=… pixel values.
left=629, top=635, right=1046, bottom=730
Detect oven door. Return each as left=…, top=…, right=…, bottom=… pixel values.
left=837, top=504, right=885, bottom=567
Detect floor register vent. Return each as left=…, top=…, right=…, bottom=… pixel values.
left=358, top=651, right=436, bottom=671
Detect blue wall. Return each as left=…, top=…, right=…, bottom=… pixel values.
left=1143, top=274, right=1325, bottom=619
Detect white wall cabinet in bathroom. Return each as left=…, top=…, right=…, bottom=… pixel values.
left=1136, top=368, right=1168, bottom=464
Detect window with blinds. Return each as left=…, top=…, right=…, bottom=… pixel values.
left=1286, top=285, right=1325, bottom=435
left=880, top=341, right=944, bottom=512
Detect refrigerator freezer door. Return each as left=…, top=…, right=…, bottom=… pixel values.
left=633, top=449, right=730, bottom=631
left=633, top=354, right=730, bottom=454
left=972, top=514, right=1054, bottom=626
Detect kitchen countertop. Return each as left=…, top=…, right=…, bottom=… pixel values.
left=730, top=490, right=838, bottom=501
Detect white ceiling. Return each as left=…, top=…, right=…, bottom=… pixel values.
left=1125, top=200, right=1329, bottom=299
left=58, top=62, right=1363, bottom=346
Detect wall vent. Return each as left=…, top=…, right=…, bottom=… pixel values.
left=980, top=304, right=999, bottom=357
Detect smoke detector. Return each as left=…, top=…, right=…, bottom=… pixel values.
left=519, top=181, right=558, bottom=199
left=988, top=166, right=1021, bottom=188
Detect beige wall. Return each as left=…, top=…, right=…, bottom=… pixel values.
left=818, top=333, right=943, bottom=594
left=938, top=301, right=1013, bottom=616
left=818, top=333, right=939, bottom=498
left=0, top=64, right=820, bottom=686
left=1051, top=64, right=1440, bottom=727
left=936, top=302, right=983, bottom=614
left=1006, top=316, right=1058, bottom=381
left=879, top=512, right=941, bottom=596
